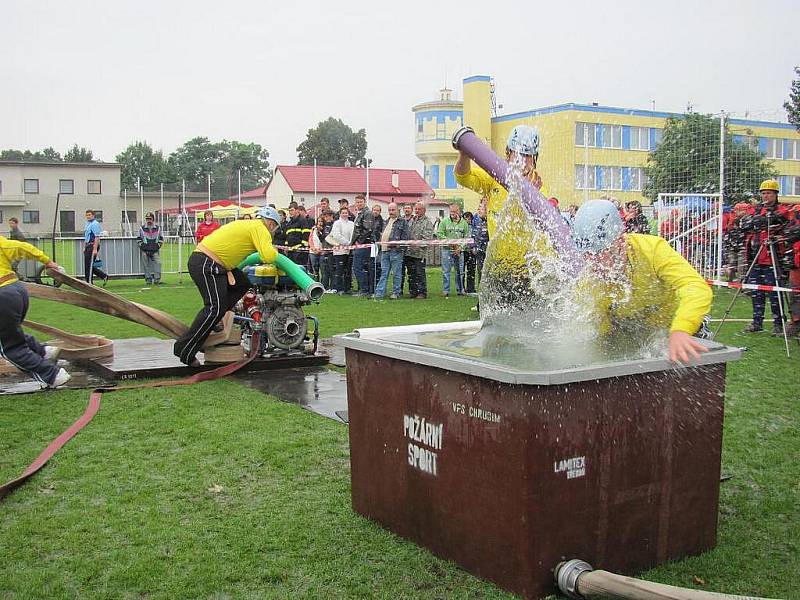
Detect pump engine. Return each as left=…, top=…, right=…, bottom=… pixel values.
left=233, top=263, right=321, bottom=357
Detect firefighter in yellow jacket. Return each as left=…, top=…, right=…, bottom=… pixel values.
left=455, top=126, right=556, bottom=313
left=572, top=200, right=712, bottom=363
left=0, top=236, right=71, bottom=387
left=173, top=206, right=280, bottom=366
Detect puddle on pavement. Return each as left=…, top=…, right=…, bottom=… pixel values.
left=236, top=367, right=348, bottom=423
left=0, top=360, right=109, bottom=395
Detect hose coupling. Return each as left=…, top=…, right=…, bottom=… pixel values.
left=555, top=559, right=593, bottom=599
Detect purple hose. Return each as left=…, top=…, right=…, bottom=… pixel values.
left=452, top=127, right=584, bottom=275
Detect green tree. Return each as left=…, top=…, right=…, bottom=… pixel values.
left=0, top=148, right=62, bottom=161
left=644, top=113, right=776, bottom=205
left=64, top=144, right=94, bottom=162
left=296, top=117, right=368, bottom=167
left=169, top=137, right=270, bottom=198
left=784, top=66, right=800, bottom=131
left=116, top=141, right=176, bottom=190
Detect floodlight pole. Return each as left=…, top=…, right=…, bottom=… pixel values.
left=138, top=177, right=144, bottom=233
left=207, top=174, right=211, bottom=209
left=160, top=183, right=164, bottom=232
left=313, top=158, right=317, bottom=205
left=717, top=111, right=726, bottom=282
left=238, top=168, right=242, bottom=209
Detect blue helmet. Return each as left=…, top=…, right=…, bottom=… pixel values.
left=572, top=200, right=625, bottom=253
left=255, top=206, right=280, bottom=224
left=506, top=125, right=540, bottom=156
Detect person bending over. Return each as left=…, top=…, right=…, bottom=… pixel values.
left=572, top=200, right=712, bottom=364
left=173, top=207, right=280, bottom=366
left=0, top=236, right=70, bottom=388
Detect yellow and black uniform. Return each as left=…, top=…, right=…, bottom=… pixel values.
left=456, top=165, right=553, bottom=273
left=174, top=220, right=277, bottom=365
left=0, top=236, right=60, bottom=385
left=586, top=233, right=712, bottom=338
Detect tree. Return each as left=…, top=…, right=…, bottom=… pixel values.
left=116, top=141, right=176, bottom=190
left=643, top=113, right=776, bottom=205
left=64, top=144, right=94, bottom=162
left=169, top=137, right=270, bottom=198
left=296, top=117, right=368, bottom=167
left=0, top=147, right=62, bottom=161
left=784, top=66, right=800, bottom=131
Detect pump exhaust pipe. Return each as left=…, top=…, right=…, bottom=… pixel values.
left=451, top=126, right=584, bottom=276
left=555, top=559, right=782, bottom=600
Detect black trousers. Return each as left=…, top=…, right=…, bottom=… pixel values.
left=407, top=256, right=427, bottom=297
left=173, top=253, right=250, bottom=365
left=0, top=281, right=58, bottom=385
left=83, top=244, right=107, bottom=283
left=464, top=250, right=477, bottom=293
left=333, top=253, right=352, bottom=293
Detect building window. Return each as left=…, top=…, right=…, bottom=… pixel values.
left=598, top=125, right=622, bottom=149
left=59, top=179, right=75, bottom=194
left=600, top=166, right=622, bottom=190
left=782, top=139, right=799, bottom=160
left=436, top=121, right=446, bottom=139
left=629, top=127, right=650, bottom=151
left=653, top=128, right=663, bottom=147
left=24, top=179, right=39, bottom=194
left=764, top=138, right=783, bottom=159
left=93, top=210, right=104, bottom=222
left=629, top=167, right=644, bottom=191
left=575, top=165, right=595, bottom=190
left=792, top=176, right=800, bottom=196
left=23, top=210, right=40, bottom=224
left=417, top=119, right=424, bottom=133
left=88, top=179, right=102, bottom=194
left=0, top=211, right=3, bottom=223
left=122, top=210, right=137, bottom=224
left=0, top=180, right=3, bottom=194
left=575, top=122, right=596, bottom=147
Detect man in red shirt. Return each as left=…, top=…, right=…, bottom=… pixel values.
left=195, top=210, right=220, bottom=243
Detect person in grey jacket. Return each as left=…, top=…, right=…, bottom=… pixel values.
left=406, top=202, right=435, bottom=299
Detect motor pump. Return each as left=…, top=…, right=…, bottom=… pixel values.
left=233, top=263, right=320, bottom=357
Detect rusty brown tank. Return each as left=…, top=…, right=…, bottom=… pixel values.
left=337, top=324, right=741, bottom=600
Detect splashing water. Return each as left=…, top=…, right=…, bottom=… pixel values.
left=422, top=155, right=671, bottom=370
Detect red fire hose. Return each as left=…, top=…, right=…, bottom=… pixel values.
left=0, top=332, right=261, bottom=502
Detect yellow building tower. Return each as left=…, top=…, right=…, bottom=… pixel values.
left=412, top=86, right=481, bottom=209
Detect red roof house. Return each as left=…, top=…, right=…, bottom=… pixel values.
left=265, top=165, right=443, bottom=215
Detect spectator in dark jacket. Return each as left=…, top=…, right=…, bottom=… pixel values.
left=351, top=194, right=376, bottom=296
left=374, top=203, right=410, bottom=299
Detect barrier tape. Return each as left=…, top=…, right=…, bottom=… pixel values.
left=280, top=238, right=475, bottom=253
left=706, top=279, right=800, bottom=294
left=0, top=333, right=261, bottom=502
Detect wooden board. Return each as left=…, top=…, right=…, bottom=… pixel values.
left=82, top=337, right=329, bottom=381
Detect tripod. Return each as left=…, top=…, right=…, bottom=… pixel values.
left=715, top=213, right=791, bottom=356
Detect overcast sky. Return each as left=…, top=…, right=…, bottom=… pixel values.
left=2, top=0, right=797, bottom=175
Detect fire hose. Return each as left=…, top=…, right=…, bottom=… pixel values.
left=0, top=331, right=262, bottom=501
left=555, top=559, right=782, bottom=600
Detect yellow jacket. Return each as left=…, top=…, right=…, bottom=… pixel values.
left=0, top=236, right=51, bottom=288
left=196, top=219, right=277, bottom=270
left=588, top=234, right=712, bottom=335
left=455, top=165, right=552, bottom=272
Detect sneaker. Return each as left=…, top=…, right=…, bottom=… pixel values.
left=741, top=322, right=763, bottom=333
left=324, top=289, right=338, bottom=294
left=145, top=280, right=153, bottom=286
left=389, top=294, right=399, bottom=300
left=43, top=346, right=61, bottom=361
left=771, top=324, right=785, bottom=337
left=102, top=275, right=109, bottom=287
left=441, top=292, right=449, bottom=298
left=337, top=291, right=345, bottom=296
left=415, top=294, right=427, bottom=300
left=48, top=368, right=71, bottom=388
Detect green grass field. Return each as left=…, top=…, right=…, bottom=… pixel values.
left=1, top=272, right=798, bottom=599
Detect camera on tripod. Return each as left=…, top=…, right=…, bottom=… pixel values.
left=739, top=208, right=788, bottom=233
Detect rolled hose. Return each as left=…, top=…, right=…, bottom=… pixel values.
left=238, top=252, right=324, bottom=301
left=555, top=559, right=782, bottom=600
